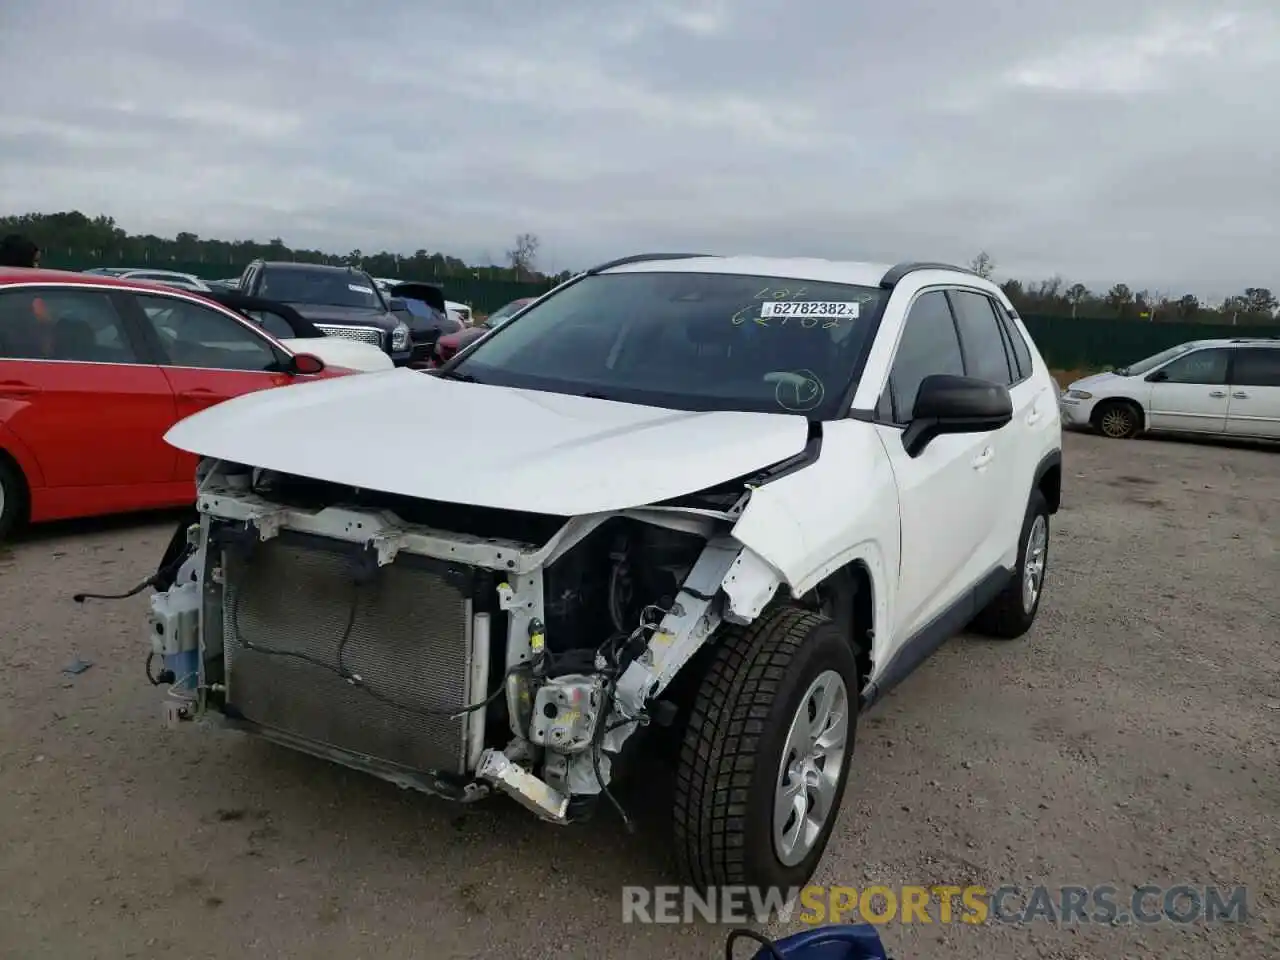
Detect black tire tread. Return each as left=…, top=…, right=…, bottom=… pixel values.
left=0, top=457, right=25, bottom=541
left=672, top=605, right=829, bottom=889
left=971, top=489, right=1049, bottom=640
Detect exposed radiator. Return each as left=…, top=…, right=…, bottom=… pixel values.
left=221, top=536, right=475, bottom=776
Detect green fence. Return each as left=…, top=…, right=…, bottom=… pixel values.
left=37, top=257, right=1280, bottom=365
left=1021, top=314, right=1280, bottom=371
left=41, top=258, right=554, bottom=315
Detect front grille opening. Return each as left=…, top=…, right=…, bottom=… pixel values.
left=249, top=470, right=570, bottom=547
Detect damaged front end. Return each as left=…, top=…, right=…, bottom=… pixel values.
left=144, top=457, right=788, bottom=826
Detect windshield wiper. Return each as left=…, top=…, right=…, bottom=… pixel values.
left=435, top=368, right=480, bottom=383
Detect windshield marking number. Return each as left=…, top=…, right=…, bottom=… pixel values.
left=733, top=286, right=856, bottom=328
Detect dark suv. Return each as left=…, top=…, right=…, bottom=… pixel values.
left=238, top=261, right=412, bottom=365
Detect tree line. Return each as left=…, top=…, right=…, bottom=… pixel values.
left=968, top=251, right=1277, bottom=326
left=1, top=211, right=570, bottom=286
left=3, top=213, right=1275, bottom=326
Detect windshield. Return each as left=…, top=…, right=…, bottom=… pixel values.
left=1118, top=343, right=1197, bottom=376
left=448, top=272, right=889, bottom=417
left=259, top=268, right=386, bottom=311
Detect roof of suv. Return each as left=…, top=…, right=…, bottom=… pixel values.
left=595, top=254, right=990, bottom=291
left=254, top=261, right=369, bottom=275
left=602, top=255, right=893, bottom=287
left=1186, top=338, right=1280, bottom=349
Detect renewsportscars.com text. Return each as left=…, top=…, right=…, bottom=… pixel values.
left=621, top=884, right=1249, bottom=926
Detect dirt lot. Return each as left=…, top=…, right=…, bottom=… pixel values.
left=1, top=430, right=1276, bottom=960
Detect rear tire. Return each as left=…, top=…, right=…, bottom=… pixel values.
left=0, top=457, right=26, bottom=542
left=971, top=489, right=1050, bottom=640
left=673, top=606, right=858, bottom=893
left=1094, top=400, right=1141, bottom=439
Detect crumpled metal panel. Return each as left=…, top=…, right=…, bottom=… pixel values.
left=222, top=538, right=473, bottom=775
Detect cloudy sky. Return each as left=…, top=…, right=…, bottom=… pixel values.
left=2, top=0, right=1277, bottom=298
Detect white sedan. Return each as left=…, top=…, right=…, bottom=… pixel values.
left=86, top=268, right=212, bottom=292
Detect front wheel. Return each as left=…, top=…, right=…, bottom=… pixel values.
left=1094, top=400, right=1141, bottom=439
left=673, top=606, right=858, bottom=893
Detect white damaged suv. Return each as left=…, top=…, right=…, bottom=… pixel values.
left=143, top=254, right=1062, bottom=892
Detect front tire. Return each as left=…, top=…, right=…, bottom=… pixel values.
left=673, top=606, right=858, bottom=893
left=1094, top=400, right=1141, bottom=439
left=0, top=458, right=26, bottom=542
left=971, top=489, right=1050, bottom=639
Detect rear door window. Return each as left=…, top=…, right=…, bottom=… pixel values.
left=949, top=290, right=1013, bottom=386
left=0, top=287, right=146, bottom=364
left=1231, top=348, right=1280, bottom=386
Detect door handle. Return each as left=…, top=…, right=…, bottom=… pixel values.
left=0, top=380, right=41, bottom=398
left=1231, top=391, right=1249, bottom=400
left=1209, top=391, right=1226, bottom=398
left=972, top=446, right=994, bottom=469
left=177, top=388, right=220, bottom=402
left=1026, top=408, right=1042, bottom=425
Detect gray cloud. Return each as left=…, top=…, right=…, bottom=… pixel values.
left=2, top=0, right=1277, bottom=298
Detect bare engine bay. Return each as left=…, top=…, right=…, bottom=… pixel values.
left=137, top=461, right=735, bottom=829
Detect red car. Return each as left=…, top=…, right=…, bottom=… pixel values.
left=0, top=267, right=345, bottom=538
left=429, top=296, right=536, bottom=368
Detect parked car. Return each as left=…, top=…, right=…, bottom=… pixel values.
left=446, top=300, right=472, bottom=325
left=384, top=281, right=463, bottom=366
left=202, top=289, right=393, bottom=372
left=238, top=261, right=412, bottom=365
left=0, top=267, right=349, bottom=539
left=1060, top=337, right=1280, bottom=440
left=372, top=276, right=472, bottom=329
left=429, top=296, right=533, bottom=366
left=144, top=254, right=1061, bottom=892
left=486, top=296, right=536, bottom=327
left=84, top=268, right=211, bottom=292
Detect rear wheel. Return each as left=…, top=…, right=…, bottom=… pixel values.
left=971, top=489, right=1050, bottom=640
left=1094, top=400, right=1141, bottom=439
left=0, top=457, right=27, bottom=541
left=673, top=606, right=858, bottom=893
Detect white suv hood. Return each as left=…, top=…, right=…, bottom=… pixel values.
left=164, top=369, right=811, bottom=515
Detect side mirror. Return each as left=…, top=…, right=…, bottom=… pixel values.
left=902, top=374, right=1013, bottom=457
left=1146, top=369, right=1168, bottom=383
left=388, top=297, right=407, bottom=311
left=289, top=352, right=326, bottom=375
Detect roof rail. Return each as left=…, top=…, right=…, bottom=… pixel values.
left=585, top=252, right=714, bottom=275
left=879, top=261, right=979, bottom=289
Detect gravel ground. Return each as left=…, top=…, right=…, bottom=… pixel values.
left=0, top=430, right=1276, bottom=960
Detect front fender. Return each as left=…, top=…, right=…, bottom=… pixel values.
left=729, top=420, right=901, bottom=672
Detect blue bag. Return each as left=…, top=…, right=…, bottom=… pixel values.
left=725, top=924, right=893, bottom=959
